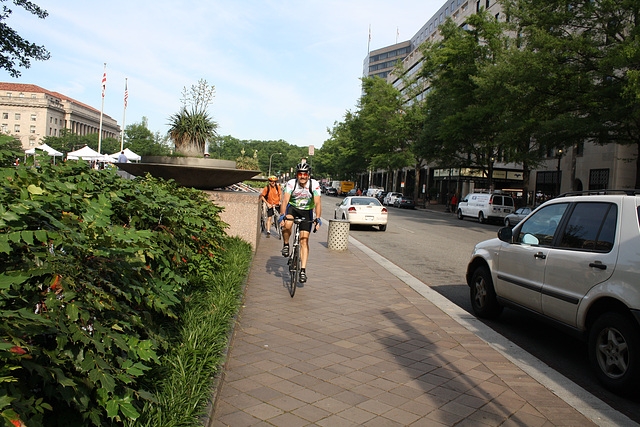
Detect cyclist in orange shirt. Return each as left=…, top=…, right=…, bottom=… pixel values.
left=259, top=176, right=282, bottom=236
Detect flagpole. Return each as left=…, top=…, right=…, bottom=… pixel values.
left=98, top=62, right=106, bottom=154
left=367, top=24, right=371, bottom=54
left=120, top=78, right=127, bottom=152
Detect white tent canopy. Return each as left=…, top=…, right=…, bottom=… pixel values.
left=109, top=148, right=141, bottom=162
left=66, top=146, right=109, bottom=161
left=25, top=143, right=63, bottom=157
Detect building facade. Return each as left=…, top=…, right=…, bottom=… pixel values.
left=362, top=0, right=637, bottom=203
left=0, top=82, right=120, bottom=150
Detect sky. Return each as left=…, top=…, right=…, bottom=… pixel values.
left=4, top=0, right=443, bottom=149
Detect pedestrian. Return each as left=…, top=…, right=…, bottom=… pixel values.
left=356, top=188, right=362, bottom=196
left=117, top=151, right=128, bottom=163
left=451, top=193, right=458, bottom=213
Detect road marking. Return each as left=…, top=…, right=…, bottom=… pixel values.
left=396, top=226, right=415, bottom=234
left=348, top=236, right=637, bottom=427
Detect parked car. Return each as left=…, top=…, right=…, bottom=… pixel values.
left=466, top=190, right=640, bottom=393
left=376, top=191, right=388, bottom=204
left=394, top=196, right=415, bottom=209
left=457, top=191, right=515, bottom=223
left=325, top=187, right=338, bottom=196
left=334, top=196, right=388, bottom=231
left=366, top=187, right=383, bottom=198
left=504, top=206, right=533, bottom=227
left=383, top=192, right=403, bottom=206
left=346, top=189, right=358, bottom=197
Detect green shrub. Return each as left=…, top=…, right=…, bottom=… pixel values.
left=0, top=145, right=237, bottom=426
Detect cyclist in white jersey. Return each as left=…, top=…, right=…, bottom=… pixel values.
left=279, top=162, right=322, bottom=283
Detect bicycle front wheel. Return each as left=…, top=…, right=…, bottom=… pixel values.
left=288, top=246, right=300, bottom=297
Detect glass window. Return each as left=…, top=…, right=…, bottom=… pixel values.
left=14, top=113, right=20, bottom=120
left=1, top=124, right=7, bottom=132
left=492, top=195, right=503, bottom=205
left=2, top=113, right=7, bottom=119
left=14, top=124, right=20, bottom=132
left=559, top=203, right=616, bottom=252
left=30, top=125, right=35, bottom=133
left=518, top=203, right=568, bottom=246
left=504, top=197, right=514, bottom=207
left=31, top=94, right=36, bottom=98
left=31, top=114, right=36, bottom=121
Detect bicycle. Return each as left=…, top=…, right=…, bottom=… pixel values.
left=271, top=205, right=282, bottom=239
left=260, top=201, right=267, bottom=233
left=286, top=218, right=303, bottom=297
left=285, top=217, right=317, bottom=297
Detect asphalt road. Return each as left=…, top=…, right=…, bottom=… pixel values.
left=321, top=195, right=640, bottom=423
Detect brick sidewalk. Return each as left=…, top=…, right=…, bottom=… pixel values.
left=206, top=228, right=599, bottom=426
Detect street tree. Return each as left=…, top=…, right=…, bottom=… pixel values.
left=124, top=117, right=171, bottom=156
left=419, top=11, right=513, bottom=191
left=502, top=0, right=640, bottom=187
left=0, top=0, right=50, bottom=77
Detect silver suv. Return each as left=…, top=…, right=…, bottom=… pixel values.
left=466, top=190, right=640, bottom=393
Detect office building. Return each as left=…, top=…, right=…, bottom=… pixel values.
left=0, top=82, right=120, bottom=150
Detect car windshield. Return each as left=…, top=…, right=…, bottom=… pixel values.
left=351, top=197, right=381, bottom=206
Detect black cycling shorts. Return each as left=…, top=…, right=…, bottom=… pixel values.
left=284, top=205, right=314, bottom=233
left=266, top=205, right=280, bottom=217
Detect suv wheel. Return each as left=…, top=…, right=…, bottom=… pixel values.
left=589, top=312, right=640, bottom=393
left=470, top=266, right=503, bottom=319
left=478, top=211, right=486, bottom=224
left=457, top=209, right=464, bottom=220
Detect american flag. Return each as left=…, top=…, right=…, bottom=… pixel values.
left=124, top=80, right=128, bottom=108
left=101, top=71, right=106, bottom=98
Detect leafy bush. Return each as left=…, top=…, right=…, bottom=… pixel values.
left=0, top=145, right=235, bottom=426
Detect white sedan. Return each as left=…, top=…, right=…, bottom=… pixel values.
left=334, top=196, right=388, bottom=231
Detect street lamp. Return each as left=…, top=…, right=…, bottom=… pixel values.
left=268, top=152, right=281, bottom=177
left=556, top=149, right=563, bottom=195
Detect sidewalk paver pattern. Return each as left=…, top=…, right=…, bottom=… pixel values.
left=210, top=230, right=596, bottom=426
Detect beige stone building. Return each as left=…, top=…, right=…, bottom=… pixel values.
left=362, top=0, right=637, bottom=200
left=0, top=82, right=120, bottom=150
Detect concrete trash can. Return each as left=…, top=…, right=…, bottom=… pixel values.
left=327, top=219, right=350, bottom=251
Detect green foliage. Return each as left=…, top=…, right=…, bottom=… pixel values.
left=0, top=159, right=230, bottom=426
left=131, top=237, right=251, bottom=426
left=210, top=135, right=308, bottom=177
left=123, top=118, right=171, bottom=156
left=0, top=0, right=50, bottom=77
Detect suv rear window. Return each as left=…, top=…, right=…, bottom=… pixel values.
left=559, top=202, right=617, bottom=252
left=492, top=195, right=502, bottom=205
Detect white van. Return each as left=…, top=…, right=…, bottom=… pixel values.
left=457, top=192, right=515, bottom=224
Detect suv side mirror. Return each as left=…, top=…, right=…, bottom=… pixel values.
left=497, top=227, right=513, bottom=243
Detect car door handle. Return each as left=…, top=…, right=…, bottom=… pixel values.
left=589, top=262, right=607, bottom=270
left=534, top=252, right=546, bottom=259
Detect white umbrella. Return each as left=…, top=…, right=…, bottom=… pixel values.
left=25, top=143, right=63, bottom=156
left=25, top=143, right=63, bottom=164
left=66, top=146, right=109, bottom=161
left=109, top=148, right=141, bottom=162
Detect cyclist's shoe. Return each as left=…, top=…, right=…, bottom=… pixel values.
left=281, top=244, right=289, bottom=257
left=299, top=269, right=307, bottom=283
left=266, top=231, right=271, bottom=236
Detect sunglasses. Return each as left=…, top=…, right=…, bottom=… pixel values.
left=297, top=172, right=309, bottom=177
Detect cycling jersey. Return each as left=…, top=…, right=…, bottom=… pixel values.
left=284, top=178, right=321, bottom=210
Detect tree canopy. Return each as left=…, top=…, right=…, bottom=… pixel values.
left=0, top=0, right=50, bottom=77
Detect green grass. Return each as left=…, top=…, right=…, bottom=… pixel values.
left=129, top=236, right=252, bottom=426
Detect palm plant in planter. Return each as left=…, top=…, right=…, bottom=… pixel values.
left=168, top=79, right=218, bottom=157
